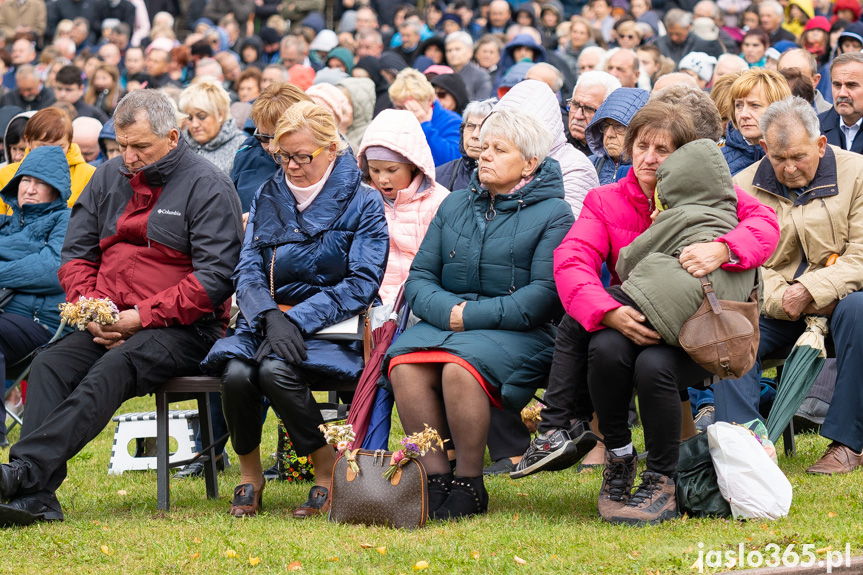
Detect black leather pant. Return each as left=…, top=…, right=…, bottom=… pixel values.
left=221, top=358, right=327, bottom=457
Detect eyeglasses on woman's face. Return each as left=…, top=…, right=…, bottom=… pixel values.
left=271, top=146, right=325, bottom=165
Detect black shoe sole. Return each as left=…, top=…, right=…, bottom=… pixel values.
left=510, top=440, right=577, bottom=479
left=608, top=508, right=678, bottom=526
left=0, top=503, right=63, bottom=527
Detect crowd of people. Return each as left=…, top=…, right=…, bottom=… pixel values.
left=0, top=0, right=862, bottom=529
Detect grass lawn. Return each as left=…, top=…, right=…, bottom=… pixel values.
left=1, top=393, right=861, bottom=574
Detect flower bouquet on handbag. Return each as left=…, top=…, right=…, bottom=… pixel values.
left=319, top=422, right=359, bottom=474
left=59, top=297, right=120, bottom=330
left=383, top=425, right=444, bottom=480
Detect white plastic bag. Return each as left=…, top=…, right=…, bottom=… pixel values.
left=706, top=422, right=793, bottom=520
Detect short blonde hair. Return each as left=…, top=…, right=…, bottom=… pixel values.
left=274, top=100, right=348, bottom=155
left=388, top=68, right=435, bottom=106
left=178, top=77, right=232, bottom=123
left=729, top=68, right=791, bottom=130
left=710, top=71, right=742, bottom=126
left=616, top=20, right=642, bottom=40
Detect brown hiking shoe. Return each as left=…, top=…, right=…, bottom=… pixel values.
left=597, top=448, right=638, bottom=521
left=610, top=471, right=678, bottom=526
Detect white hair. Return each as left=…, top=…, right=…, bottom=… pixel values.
left=760, top=96, right=821, bottom=142
left=480, top=108, right=553, bottom=165
left=574, top=70, right=621, bottom=99
left=759, top=0, right=784, bottom=17
left=462, top=97, right=496, bottom=121
left=716, top=53, right=749, bottom=73
left=446, top=31, right=474, bottom=49
left=664, top=8, right=693, bottom=28
left=578, top=46, right=608, bottom=71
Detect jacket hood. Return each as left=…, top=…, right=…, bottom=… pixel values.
left=355, top=56, right=387, bottom=93
left=237, top=36, right=263, bottom=60
left=585, top=88, right=649, bottom=157
left=98, top=118, right=116, bottom=156
left=514, top=2, right=538, bottom=27
left=326, top=47, right=355, bottom=74
left=787, top=0, right=814, bottom=19
left=2, top=110, right=35, bottom=163
left=0, top=105, right=23, bottom=162
left=495, top=80, right=567, bottom=158
left=834, top=0, right=862, bottom=20
left=655, top=139, right=735, bottom=211
left=0, top=145, right=72, bottom=204
left=838, top=21, right=863, bottom=49
left=183, top=116, right=243, bottom=152
left=357, top=109, right=437, bottom=194
left=504, top=34, right=547, bottom=62
left=337, top=77, right=376, bottom=147
left=66, top=142, right=87, bottom=168
left=431, top=73, right=469, bottom=114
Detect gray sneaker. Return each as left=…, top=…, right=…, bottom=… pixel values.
left=511, top=428, right=581, bottom=479
left=694, top=405, right=715, bottom=432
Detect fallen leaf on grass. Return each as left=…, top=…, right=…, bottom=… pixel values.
left=516, top=492, right=528, bottom=497
left=725, top=556, right=738, bottom=569
left=287, top=560, right=302, bottom=571
left=470, top=551, right=480, bottom=560
left=249, top=556, right=260, bottom=566
left=100, top=545, right=113, bottom=556
left=193, top=537, right=202, bottom=544
left=816, top=546, right=832, bottom=554
left=360, top=543, right=373, bottom=549
left=630, top=550, right=640, bottom=558
left=328, top=557, right=339, bottom=562
left=117, top=490, right=127, bottom=496
left=514, top=555, right=527, bottom=565
left=224, top=549, right=237, bottom=558
left=828, top=511, right=838, bottom=518
left=690, top=556, right=703, bottom=571
left=376, top=547, right=387, bottom=555
left=512, top=513, right=519, bottom=522
left=190, top=553, right=200, bottom=559
left=413, top=560, right=429, bottom=570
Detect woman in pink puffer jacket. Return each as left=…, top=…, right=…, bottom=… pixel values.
left=358, top=109, right=450, bottom=305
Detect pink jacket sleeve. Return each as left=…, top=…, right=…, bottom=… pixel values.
left=716, top=186, right=780, bottom=271
left=553, top=190, right=622, bottom=332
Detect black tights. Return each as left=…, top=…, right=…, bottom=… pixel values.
left=390, top=362, right=490, bottom=477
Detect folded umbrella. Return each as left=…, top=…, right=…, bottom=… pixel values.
left=766, top=316, right=829, bottom=443
left=346, top=289, right=406, bottom=449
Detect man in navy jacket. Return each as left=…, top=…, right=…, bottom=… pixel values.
left=819, top=53, right=863, bottom=155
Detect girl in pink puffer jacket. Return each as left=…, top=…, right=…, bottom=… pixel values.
left=358, top=109, right=450, bottom=305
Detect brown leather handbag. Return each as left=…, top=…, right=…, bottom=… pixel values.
left=329, top=449, right=428, bottom=529
left=678, top=276, right=760, bottom=380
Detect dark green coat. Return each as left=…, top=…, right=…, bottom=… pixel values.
left=617, top=139, right=757, bottom=345
left=383, top=158, right=574, bottom=413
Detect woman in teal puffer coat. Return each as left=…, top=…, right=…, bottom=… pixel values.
left=0, top=146, right=72, bottom=446
left=383, top=109, right=574, bottom=521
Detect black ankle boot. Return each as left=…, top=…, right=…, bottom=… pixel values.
left=427, top=472, right=453, bottom=515
left=432, top=475, right=488, bottom=520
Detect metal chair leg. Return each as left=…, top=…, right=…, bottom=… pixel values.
left=196, top=393, right=219, bottom=500
left=156, top=392, right=170, bottom=511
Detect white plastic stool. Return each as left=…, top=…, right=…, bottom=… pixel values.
left=108, top=410, right=198, bottom=475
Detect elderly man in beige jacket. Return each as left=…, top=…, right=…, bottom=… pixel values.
left=717, top=96, right=863, bottom=475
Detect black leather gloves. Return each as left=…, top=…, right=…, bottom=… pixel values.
left=255, top=309, right=308, bottom=365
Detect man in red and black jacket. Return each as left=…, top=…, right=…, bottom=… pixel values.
left=0, top=90, right=243, bottom=526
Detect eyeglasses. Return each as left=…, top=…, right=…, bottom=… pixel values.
left=253, top=130, right=274, bottom=145
left=464, top=121, right=481, bottom=133
left=602, top=121, right=627, bottom=135
left=272, top=146, right=325, bottom=165
left=566, top=100, right=598, bottom=116
left=620, top=34, right=638, bottom=39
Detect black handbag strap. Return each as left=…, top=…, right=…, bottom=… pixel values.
left=699, top=277, right=723, bottom=315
